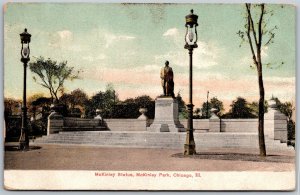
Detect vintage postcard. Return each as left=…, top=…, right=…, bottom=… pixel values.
left=3, top=2, right=297, bottom=191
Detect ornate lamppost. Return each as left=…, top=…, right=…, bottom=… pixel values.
left=19, top=28, right=31, bottom=150
left=184, top=10, right=198, bottom=155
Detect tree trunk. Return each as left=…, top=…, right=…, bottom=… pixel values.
left=257, top=63, right=266, bottom=156
left=54, top=93, right=59, bottom=103
left=48, top=89, right=54, bottom=103
left=245, top=3, right=267, bottom=156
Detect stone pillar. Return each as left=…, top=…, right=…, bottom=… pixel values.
left=148, top=97, right=185, bottom=132
left=209, top=108, right=220, bottom=132
left=47, top=111, right=63, bottom=135
left=264, top=100, right=288, bottom=142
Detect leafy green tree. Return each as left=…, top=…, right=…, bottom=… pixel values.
left=30, top=97, right=52, bottom=118
left=176, top=93, right=188, bottom=119
left=271, top=97, right=294, bottom=121
left=59, top=93, right=72, bottom=107
left=4, top=98, right=22, bottom=140
left=30, top=97, right=52, bottom=135
left=85, top=85, right=119, bottom=118
left=4, top=98, right=22, bottom=138
left=29, top=57, right=80, bottom=102
left=60, top=89, right=88, bottom=108
left=60, top=89, right=89, bottom=117
left=28, top=94, right=42, bottom=118
left=113, top=95, right=155, bottom=119
left=200, top=102, right=211, bottom=119
left=199, top=97, right=224, bottom=118
left=248, top=100, right=268, bottom=116
left=133, top=95, right=155, bottom=118
left=28, top=93, right=45, bottom=106
left=4, top=98, right=21, bottom=117
left=193, top=108, right=201, bottom=119
left=223, top=97, right=256, bottom=119
left=210, top=97, right=224, bottom=116
left=278, top=103, right=294, bottom=122
left=69, top=89, right=89, bottom=109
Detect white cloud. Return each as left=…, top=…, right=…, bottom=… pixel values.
left=104, top=33, right=136, bottom=48
left=160, top=27, right=221, bottom=69
left=119, top=35, right=136, bottom=40
left=82, top=54, right=106, bottom=62
left=163, top=28, right=179, bottom=37
left=57, top=30, right=73, bottom=41
left=144, top=64, right=161, bottom=71
left=240, top=56, right=253, bottom=67
left=48, top=30, right=81, bottom=51
left=154, top=40, right=220, bottom=69
left=239, top=46, right=269, bottom=67
left=194, top=41, right=220, bottom=68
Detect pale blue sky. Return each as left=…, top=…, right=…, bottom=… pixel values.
left=4, top=3, right=296, bottom=108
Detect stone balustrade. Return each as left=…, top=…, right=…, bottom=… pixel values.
left=62, top=117, right=106, bottom=132
left=104, top=119, right=147, bottom=131
left=47, top=100, right=288, bottom=143
left=64, top=117, right=102, bottom=127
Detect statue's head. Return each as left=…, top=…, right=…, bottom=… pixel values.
left=165, top=60, right=169, bottom=66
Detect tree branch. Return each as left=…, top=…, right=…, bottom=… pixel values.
left=246, top=4, right=258, bottom=66
left=246, top=4, right=259, bottom=47
left=258, top=4, right=265, bottom=49
left=264, top=33, right=274, bottom=46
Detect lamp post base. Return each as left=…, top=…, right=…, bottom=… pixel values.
left=184, top=143, right=196, bottom=155
left=19, top=142, right=29, bottom=151
left=184, top=103, right=196, bottom=155
left=19, top=128, right=29, bottom=150
left=184, top=128, right=196, bottom=155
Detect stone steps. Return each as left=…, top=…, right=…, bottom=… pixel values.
left=33, top=131, right=293, bottom=152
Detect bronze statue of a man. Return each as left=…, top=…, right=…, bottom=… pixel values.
left=160, top=61, right=175, bottom=98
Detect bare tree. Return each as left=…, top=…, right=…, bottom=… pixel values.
left=238, top=4, right=278, bottom=156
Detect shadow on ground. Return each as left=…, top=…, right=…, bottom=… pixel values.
left=172, top=152, right=294, bottom=163
left=5, top=145, right=42, bottom=152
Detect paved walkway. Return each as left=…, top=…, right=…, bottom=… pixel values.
left=4, top=143, right=295, bottom=171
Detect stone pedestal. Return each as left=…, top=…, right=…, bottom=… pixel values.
left=148, top=97, right=185, bottom=132
left=265, top=100, right=288, bottom=142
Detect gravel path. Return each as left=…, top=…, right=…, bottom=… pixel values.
left=4, top=143, right=295, bottom=171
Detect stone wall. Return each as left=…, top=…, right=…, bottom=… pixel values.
left=179, top=119, right=209, bottom=132
left=64, top=117, right=102, bottom=127
left=220, top=119, right=258, bottom=132
left=104, top=119, right=147, bottom=131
